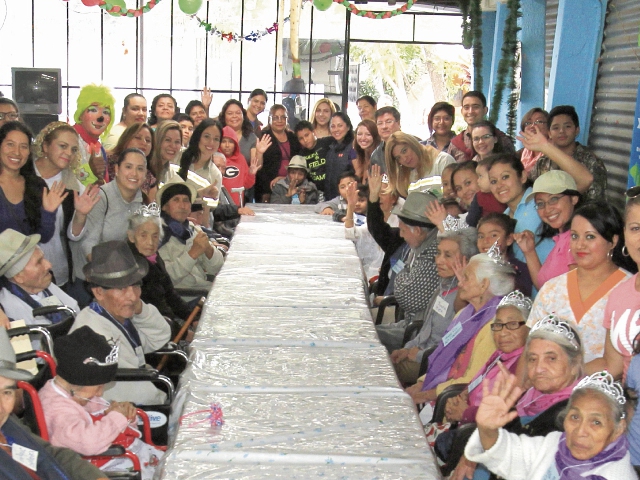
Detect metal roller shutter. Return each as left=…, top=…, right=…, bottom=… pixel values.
left=589, top=0, right=640, bottom=209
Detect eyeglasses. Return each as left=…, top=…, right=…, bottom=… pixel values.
left=376, top=119, right=396, bottom=127
left=626, top=186, right=640, bottom=199
left=523, top=120, right=547, bottom=128
left=534, top=194, right=565, bottom=210
left=0, top=112, right=19, bottom=121
left=472, top=133, right=494, bottom=143
left=270, top=115, right=287, bottom=121
left=490, top=321, right=526, bottom=331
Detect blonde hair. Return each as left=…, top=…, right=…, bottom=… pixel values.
left=385, top=131, right=438, bottom=198
left=310, top=98, right=336, bottom=129
left=32, top=121, right=81, bottom=173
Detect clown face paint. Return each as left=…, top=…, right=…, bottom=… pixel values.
left=81, top=103, right=112, bottom=138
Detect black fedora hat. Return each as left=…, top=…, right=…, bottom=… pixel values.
left=83, top=240, right=148, bottom=289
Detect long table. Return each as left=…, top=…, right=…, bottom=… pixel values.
left=159, top=204, right=441, bottom=479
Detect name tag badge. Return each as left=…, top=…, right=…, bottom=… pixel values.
left=468, top=375, right=483, bottom=393
left=442, top=321, right=462, bottom=346
left=432, top=296, right=449, bottom=317
left=13, top=444, right=39, bottom=471
left=135, top=346, right=145, bottom=367
left=40, top=296, right=62, bottom=307
left=391, top=260, right=405, bottom=274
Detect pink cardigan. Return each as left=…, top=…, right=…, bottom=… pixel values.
left=38, top=379, right=134, bottom=456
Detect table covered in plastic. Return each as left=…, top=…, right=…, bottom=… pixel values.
left=159, top=204, right=441, bottom=479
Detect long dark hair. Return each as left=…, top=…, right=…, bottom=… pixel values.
left=330, top=112, right=354, bottom=148
left=112, top=123, right=154, bottom=163
left=486, top=153, right=532, bottom=190
left=1, top=121, right=45, bottom=233
left=572, top=201, right=637, bottom=272
left=178, top=118, right=222, bottom=180
left=218, top=99, right=253, bottom=139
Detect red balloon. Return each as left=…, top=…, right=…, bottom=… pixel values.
left=81, top=0, right=101, bottom=6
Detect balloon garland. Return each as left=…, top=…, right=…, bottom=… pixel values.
left=333, top=0, right=415, bottom=19
left=81, top=0, right=161, bottom=17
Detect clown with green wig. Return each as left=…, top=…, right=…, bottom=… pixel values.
left=73, top=84, right=115, bottom=186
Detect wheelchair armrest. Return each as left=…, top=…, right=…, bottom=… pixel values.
left=114, top=368, right=160, bottom=382
left=154, top=342, right=179, bottom=353
left=32, top=305, right=76, bottom=319
left=430, top=383, right=470, bottom=424
left=402, top=320, right=424, bottom=345
left=114, top=368, right=175, bottom=404
left=7, top=326, right=33, bottom=337
left=97, top=445, right=126, bottom=456
left=374, top=295, right=397, bottom=325
left=175, top=287, right=209, bottom=298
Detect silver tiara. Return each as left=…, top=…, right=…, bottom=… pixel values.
left=83, top=341, right=119, bottom=367
left=134, top=202, right=161, bottom=217
left=487, top=240, right=511, bottom=268
left=381, top=173, right=389, bottom=184
left=530, top=315, right=580, bottom=350
left=574, top=371, right=626, bottom=405
left=442, top=215, right=470, bottom=232
left=498, top=290, right=533, bottom=312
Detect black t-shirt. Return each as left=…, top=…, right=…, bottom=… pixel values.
left=300, top=136, right=332, bottom=194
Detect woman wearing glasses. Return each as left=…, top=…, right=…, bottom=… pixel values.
left=515, top=108, right=548, bottom=175
left=514, top=170, right=581, bottom=289
left=0, top=98, right=20, bottom=129
left=255, top=104, right=301, bottom=202
left=470, top=121, right=503, bottom=162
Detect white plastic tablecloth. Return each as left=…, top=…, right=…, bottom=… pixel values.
left=161, top=205, right=441, bottom=479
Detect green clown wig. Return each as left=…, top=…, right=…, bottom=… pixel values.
left=73, top=84, right=116, bottom=141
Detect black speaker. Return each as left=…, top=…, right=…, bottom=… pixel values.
left=21, top=114, right=60, bottom=134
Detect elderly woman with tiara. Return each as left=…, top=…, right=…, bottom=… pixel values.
left=127, top=203, right=193, bottom=322
left=463, top=368, right=635, bottom=479
left=406, top=246, right=516, bottom=406
left=28, top=121, right=101, bottom=294
left=452, top=315, right=588, bottom=480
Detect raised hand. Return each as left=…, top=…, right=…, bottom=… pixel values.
left=345, top=180, right=359, bottom=206
left=516, top=125, right=549, bottom=153
left=74, top=185, right=100, bottom=216
left=249, top=155, right=262, bottom=176
left=425, top=201, right=447, bottom=231
left=476, top=363, right=523, bottom=433
left=42, top=181, right=69, bottom=213
left=451, top=255, right=468, bottom=283
left=256, top=134, right=272, bottom=156
left=368, top=164, right=383, bottom=201
left=200, top=86, right=213, bottom=110
left=513, top=230, right=536, bottom=255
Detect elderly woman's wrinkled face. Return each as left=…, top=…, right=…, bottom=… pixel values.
left=128, top=220, right=160, bottom=257
left=526, top=338, right=578, bottom=394
left=458, top=261, right=487, bottom=303
left=398, top=220, right=427, bottom=249
left=492, top=306, right=529, bottom=354
left=564, top=391, right=624, bottom=460
left=70, top=384, right=106, bottom=406
left=434, top=238, right=462, bottom=279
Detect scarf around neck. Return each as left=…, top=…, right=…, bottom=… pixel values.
left=422, top=295, right=502, bottom=391
left=160, top=212, right=191, bottom=246
left=555, top=431, right=628, bottom=480
left=516, top=380, right=579, bottom=417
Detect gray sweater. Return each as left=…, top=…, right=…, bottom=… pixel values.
left=72, top=180, right=143, bottom=280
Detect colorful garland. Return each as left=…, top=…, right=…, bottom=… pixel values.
left=195, top=0, right=312, bottom=42
left=97, top=0, right=160, bottom=17
left=334, top=0, right=415, bottom=19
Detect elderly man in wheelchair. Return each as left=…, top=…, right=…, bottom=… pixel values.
left=0, top=229, right=79, bottom=327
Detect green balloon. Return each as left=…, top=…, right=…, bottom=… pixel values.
left=107, top=0, right=127, bottom=16
left=313, top=0, right=332, bottom=11
left=178, top=0, right=203, bottom=15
